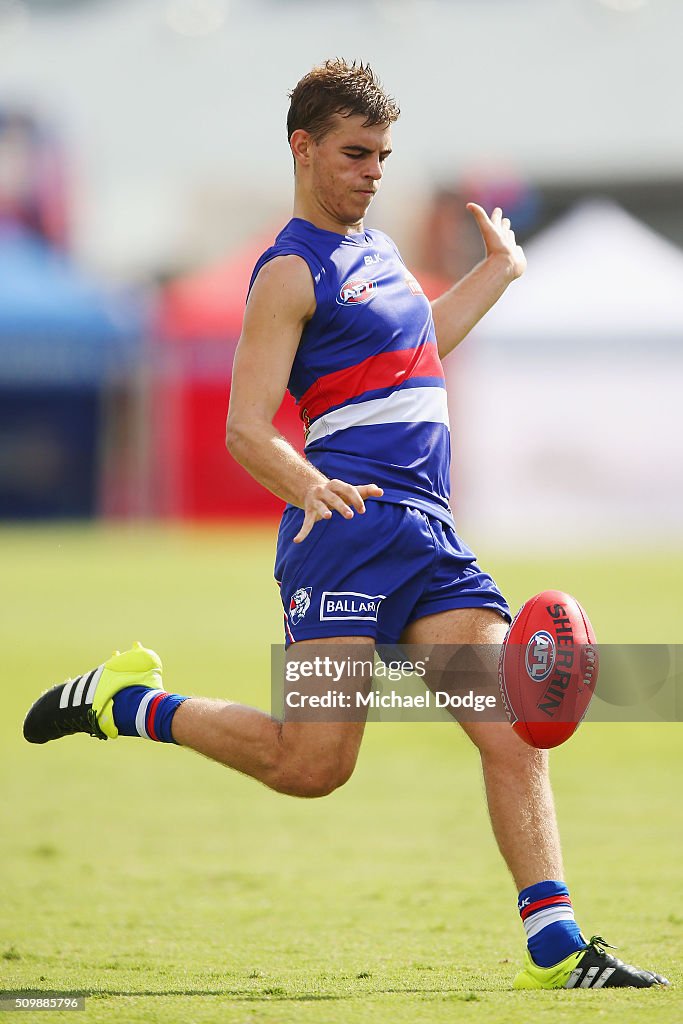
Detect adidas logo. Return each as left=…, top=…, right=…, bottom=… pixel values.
left=59, top=666, right=104, bottom=709
left=565, top=966, right=616, bottom=988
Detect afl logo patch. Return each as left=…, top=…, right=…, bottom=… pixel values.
left=525, top=630, right=556, bottom=682
left=337, top=278, right=377, bottom=305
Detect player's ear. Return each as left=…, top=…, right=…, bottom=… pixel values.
left=290, top=129, right=313, bottom=168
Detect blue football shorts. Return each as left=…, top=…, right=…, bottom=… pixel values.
left=274, top=500, right=510, bottom=646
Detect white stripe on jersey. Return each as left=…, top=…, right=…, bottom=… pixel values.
left=305, top=386, right=450, bottom=446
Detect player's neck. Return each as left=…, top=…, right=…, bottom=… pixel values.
left=292, top=193, right=363, bottom=237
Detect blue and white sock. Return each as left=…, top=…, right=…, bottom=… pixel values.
left=518, top=880, right=585, bottom=967
left=112, top=686, right=189, bottom=743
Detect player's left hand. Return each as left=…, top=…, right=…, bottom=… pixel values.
left=466, top=204, right=527, bottom=280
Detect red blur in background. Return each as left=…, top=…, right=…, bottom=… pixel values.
left=153, top=234, right=300, bottom=519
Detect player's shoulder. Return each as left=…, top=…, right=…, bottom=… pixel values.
left=265, top=217, right=327, bottom=265
left=251, top=220, right=325, bottom=288
left=253, top=252, right=312, bottom=285
left=247, top=254, right=316, bottom=320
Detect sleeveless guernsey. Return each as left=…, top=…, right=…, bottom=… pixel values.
left=249, top=217, right=454, bottom=527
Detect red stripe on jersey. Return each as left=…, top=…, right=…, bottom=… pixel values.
left=298, top=342, right=443, bottom=423
left=146, top=692, right=166, bottom=741
left=520, top=895, right=573, bottom=921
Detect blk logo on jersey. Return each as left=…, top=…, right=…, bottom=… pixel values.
left=337, top=278, right=377, bottom=305
left=320, top=591, right=386, bottom=621
left=525, top=630, right=556, bottom=682
left=290, top=587, right=312, bottom=624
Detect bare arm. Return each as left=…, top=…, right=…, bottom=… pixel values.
left=226, top=255, right=382, bottom=543
left=431, top=205, right=526, bottom=360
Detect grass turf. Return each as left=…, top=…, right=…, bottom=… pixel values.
left=1, top=524, right=681, bottom=1023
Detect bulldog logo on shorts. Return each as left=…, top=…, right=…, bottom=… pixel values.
left=289, top=587, right=312, bottom=624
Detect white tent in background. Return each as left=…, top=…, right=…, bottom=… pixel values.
left=480, top=198, right=683, bottom=340
left=448, top=200, right=683, bottom=548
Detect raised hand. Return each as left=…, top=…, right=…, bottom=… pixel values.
left=466, top=203, right=527, bottom=280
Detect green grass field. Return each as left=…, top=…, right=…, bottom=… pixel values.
left=1, top=525, right=681, bottom=1024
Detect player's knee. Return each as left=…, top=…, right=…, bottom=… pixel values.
left=298, top=767, right=349, bottom=798
left=272, top=754, right=356, bottom=799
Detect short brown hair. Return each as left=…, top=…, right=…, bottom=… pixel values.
left=287, top=59, right=400, bottom=143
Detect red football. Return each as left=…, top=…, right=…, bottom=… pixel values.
left=498, top=591, right=599, bottom=749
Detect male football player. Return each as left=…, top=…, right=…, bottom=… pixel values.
left=24, top=60, right=667, bottom=990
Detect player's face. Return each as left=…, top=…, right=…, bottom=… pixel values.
left=307, top=114, right=392, bottom=230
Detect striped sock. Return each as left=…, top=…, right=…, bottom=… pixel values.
left=112, top=686, right=189, bottom=743
left=518, top=880, right=585, bottom=968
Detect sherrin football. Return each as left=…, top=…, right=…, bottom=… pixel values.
left=498, top=591, right=599, bottom=749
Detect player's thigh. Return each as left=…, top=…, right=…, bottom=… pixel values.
left=401, top=606, right=507, bottom=689
left=401, top=606, right=509, bottom=645
left=401, top=607, right=515, bottom=748
left=281, top=635, right=374, bottom=779
left=402, top=608, right=543, bottom=760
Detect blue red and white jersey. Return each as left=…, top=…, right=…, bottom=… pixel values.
left=249, top=217, right=453, bottom=526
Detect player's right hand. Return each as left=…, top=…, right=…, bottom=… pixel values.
left=293, top=480, right=384, bottom=544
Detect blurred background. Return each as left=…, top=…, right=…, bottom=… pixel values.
left=2, top=6, right=682, bottom=1014
left=1, top=0, right=682, bottom=547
